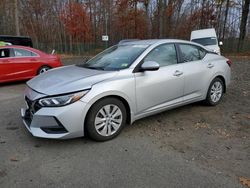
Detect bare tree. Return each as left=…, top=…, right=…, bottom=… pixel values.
left=238, top=0, right=250, bottom=51
left=14, top=0, right=20, bottom=36
left=222, top=0, right=230, bottom=40
left=0, top=0, right=249, bottom=54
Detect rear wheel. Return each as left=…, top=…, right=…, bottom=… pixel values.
left=86, top=97, right=127, bottom=141
left=37, top=66, right=51, bottom=75
left=205, top=77, right=224, bottom=106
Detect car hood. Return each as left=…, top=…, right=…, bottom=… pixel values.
left=27, top=65, right=118, bottom=95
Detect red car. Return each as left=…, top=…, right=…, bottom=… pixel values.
left=0, top=45, right=62, bottom=83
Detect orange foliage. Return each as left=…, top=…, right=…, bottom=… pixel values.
left=114, top=0, right=148, bottom=40
left=166, top=3, right=174, bottom=17
left=60, top=2, right=92, bottom=42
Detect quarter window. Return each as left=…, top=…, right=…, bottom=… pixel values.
left=0, top=49, right=10, bottom=58
left=144, top=44, right=177, bottom=67
left=179, top=44, right=206, bottom=62
left=199, top=48, right=207, bottom=59
left=14, top=49, right=37, bottom=57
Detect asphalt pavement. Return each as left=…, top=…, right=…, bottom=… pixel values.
left=0, top=57, right=249, bottom=188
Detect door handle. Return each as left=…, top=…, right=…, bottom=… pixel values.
left=207, top=63, right=214, bottom=68
left=173, top=70, right=183, bottom=77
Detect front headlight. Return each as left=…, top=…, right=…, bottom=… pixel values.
left=38, top=90, right=89, bottom=107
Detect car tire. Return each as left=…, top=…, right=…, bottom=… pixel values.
left=205, top=77, right=224, bottom=106
left=37, top=66, right=51, bottom=75
left=86, top=97, right=127, bottom=141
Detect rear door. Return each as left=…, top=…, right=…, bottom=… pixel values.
left=177, top=43, right=210, bottom=101
left=11, top=48, right=40, bottom=79
left=134, top=43, right=184, bottom=114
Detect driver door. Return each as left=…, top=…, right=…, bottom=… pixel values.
left=0, top=48, right=15, bottom=82
left=134, top=43, right=184, bottom=114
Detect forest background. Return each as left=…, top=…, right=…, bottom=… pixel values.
left=0, top=0, right=249, bottom=55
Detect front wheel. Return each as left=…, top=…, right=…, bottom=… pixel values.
left=205, top=77, right=224, bottom=106
left=86, top=97, right=127, bottom=141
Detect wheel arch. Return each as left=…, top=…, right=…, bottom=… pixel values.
left=215, top=75, right=226, bottom=93
left=207, top=74, right=227, bottom=94
left=84, top=94, right=132, bottom=133
left=37, top=65, right=52, bottom=75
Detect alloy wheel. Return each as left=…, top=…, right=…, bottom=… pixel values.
left=94, top=104, right=123, bottom=136
left=210, top=81, right=223, bottom=103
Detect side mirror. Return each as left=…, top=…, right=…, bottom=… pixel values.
left=141, top=61, right=160, bottom=71
left=219, top=41, right=223, bottom=46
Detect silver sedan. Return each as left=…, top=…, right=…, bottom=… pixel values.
left=21, top=39, right=231, bottom=141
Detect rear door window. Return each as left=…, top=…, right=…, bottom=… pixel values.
left=178, top=44, right=206, bottom=62
left=14, top=49, right=37, bottom=57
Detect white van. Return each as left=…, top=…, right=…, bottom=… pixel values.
left=190, top=28, right=223, bottom=55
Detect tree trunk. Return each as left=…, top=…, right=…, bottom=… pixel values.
left=144, top=0, right=151, bottom=38
left=222, top=0, right=230, bottom=41
left=14, top=0, right=20, bottom=36
left=200, top=0, right=206, bottom=28
left=159, top=0, right=164, bottom=38
left=134, top=0, right=138, bottom=38
left=217, top=0, right=224, bottom=40
left=238, top=0, right=250, bottom=52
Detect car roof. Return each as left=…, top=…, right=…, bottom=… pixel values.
left=0, top=45, right=47, bottom=56
left=119, top=39, right=202, bottom=46
left=119, top=39, right=209, bottom=50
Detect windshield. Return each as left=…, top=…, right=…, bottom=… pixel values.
left=191, top=37, right=217, bottom=46
left=80, top=44, right=148, bottom=71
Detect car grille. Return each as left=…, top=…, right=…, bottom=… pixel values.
left=25, top=96, right=42, bottom=115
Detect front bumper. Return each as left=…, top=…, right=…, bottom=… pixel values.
left=21, top=100, right=89, bottom=139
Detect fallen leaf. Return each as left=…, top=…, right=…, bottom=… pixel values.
left=6, top=126, right=19, bottom=130
left=34, top=144, right=41, bottom=148
left=0, top=169, right=7, bottom=177
left=10, top=157, right=19, bottom=162
left=239, top=177, right=250, bottom=187
left=225, top=146, right=232, bottom=150
left=231, top=115, right=236, bottom=119
left=243, top=91, right=248, bottom=96
left=194, top=122, right=210, bottom=129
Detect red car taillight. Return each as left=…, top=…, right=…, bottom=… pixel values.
left=226, top=59, right=232, bottom=67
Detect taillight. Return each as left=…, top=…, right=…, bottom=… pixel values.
left=226, top=60, right=232, bottom=67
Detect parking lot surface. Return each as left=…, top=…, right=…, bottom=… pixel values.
left=0, top=57, right=249, bottom=188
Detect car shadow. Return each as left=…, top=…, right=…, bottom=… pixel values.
left=22, top=101, right=207, bottom=146
left=0, top=80, right=27, bottom=87
left=134, top=101, right=205, bottom=122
